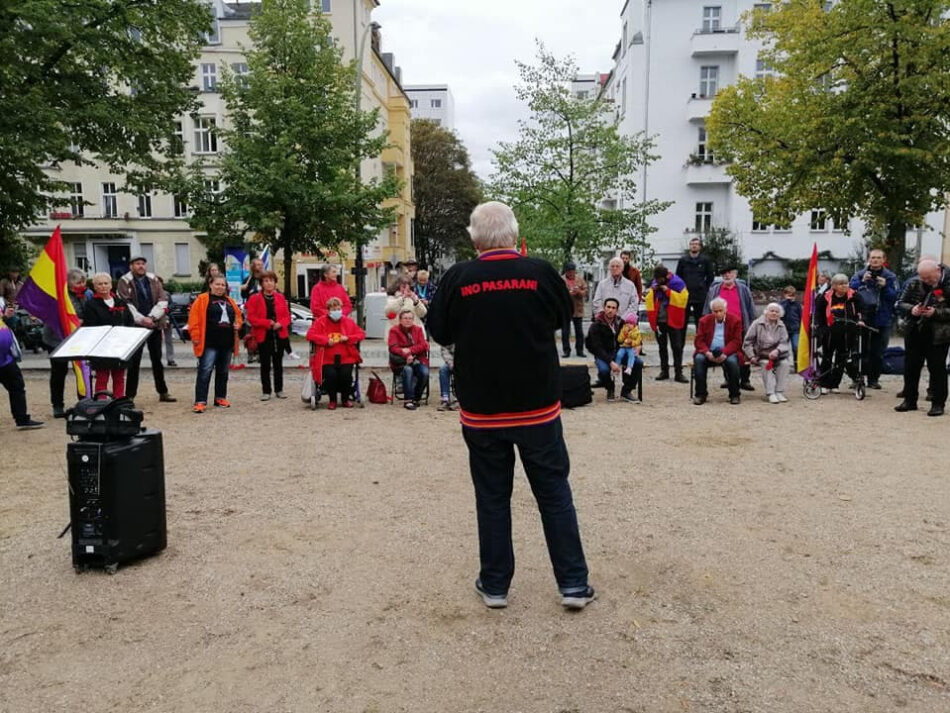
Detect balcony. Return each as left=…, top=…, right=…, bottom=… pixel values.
left=685, top=159, right=732, bottom=186
left=691, top=26, right=740, bottom=56
left=687, top=94, right=714, bottom=122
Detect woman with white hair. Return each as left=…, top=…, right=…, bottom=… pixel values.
left=743, top=302, right=791, bottom=403
left=814, top=273, right=864, bottom=393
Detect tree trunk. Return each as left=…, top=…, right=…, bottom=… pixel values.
left=885, top=219, right=907, bottom=277
left=282, top=239, right=294, bottom=297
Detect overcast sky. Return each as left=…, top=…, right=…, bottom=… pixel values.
left=374, top=0, right=623, bottom=179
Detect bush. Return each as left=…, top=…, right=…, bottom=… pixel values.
left=748, top=274, right=808, bottom=292
left=163, top=279, right=206, bottom=294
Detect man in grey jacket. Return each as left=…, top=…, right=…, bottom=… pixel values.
left=592, top=257, right=638, bottom=317
left=116, top=257, right=176, bottom=402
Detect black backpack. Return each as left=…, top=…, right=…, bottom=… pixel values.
left=559, top=365, right=592, bottom=408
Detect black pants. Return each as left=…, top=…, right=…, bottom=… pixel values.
left=903, top=326, right=949, bottom=407
left=684, top=301, right=704, bottom=330
left=461, top=418, right=589, bottom=596
left=819, top=329, right=858, bottom=389
left=49, top=357, right=69, bottom=407
left=561, top=317, right=584, bottom=355
left=0, top=361, right=30, bottom=425
left=258, top=334, right=284, bottom=395
left=655, top=321, right=684, bottom=373
left=865, top=325, right=891, bottom=384
left=322, top=363, right=353, bottom=403
left=126, top=329, right=168, bottom=399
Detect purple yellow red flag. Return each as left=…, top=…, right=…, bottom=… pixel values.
left=17, top=227, right=90, bottom=397
left=796, top=243, right=819, bottom=374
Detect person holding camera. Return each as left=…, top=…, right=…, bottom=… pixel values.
left=850, top=249, right=898, bottom=389
left=895, top=259, right=950, bottom=417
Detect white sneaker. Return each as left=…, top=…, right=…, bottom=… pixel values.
left=820, top=387, right=831, bottom=395
left=288, top=351, right=301, bottom=360
left=768, top=393, right=780, bottom=404
left=260, top=393, right=272, bottom=401
left=776, top=393, right=788, bottom=403
left=831, top=388, right=841, bottom=394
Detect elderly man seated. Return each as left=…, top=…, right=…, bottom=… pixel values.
left=693, top=297, right=743, bottom=405
left=584, top=297, right=639, bottom=403
left=388, top=309, right=430, bottom=410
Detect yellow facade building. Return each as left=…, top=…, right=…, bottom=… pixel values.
left=22, top=0, right=414, bottom=301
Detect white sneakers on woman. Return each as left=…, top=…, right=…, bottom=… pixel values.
left=768, top=393, right=788, bottom=404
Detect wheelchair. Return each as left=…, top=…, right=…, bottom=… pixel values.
left=390, top=361, right=430, bottom=407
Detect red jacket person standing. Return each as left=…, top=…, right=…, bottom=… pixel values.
left=427, top=201, right=595, bottom=610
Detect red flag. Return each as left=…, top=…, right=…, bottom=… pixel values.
left=797, top=243, right=819, bottom=373
left=520, top=237, right=527, bottom=256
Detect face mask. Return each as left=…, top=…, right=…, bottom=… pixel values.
left=328, top=310, right=343, bottom=321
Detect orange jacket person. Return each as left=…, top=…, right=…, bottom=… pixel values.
left=187, top=275, right=243, bottom=413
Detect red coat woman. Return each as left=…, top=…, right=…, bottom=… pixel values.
left=306, top=296, right=365, bottom=409
left=245, top=272, right=292, bottom=400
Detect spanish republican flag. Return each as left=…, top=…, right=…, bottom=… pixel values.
left=644, top=273, right=690, bottom=330
left=17, top=227, right=90, bottom=396
left=796, top=243, right=819, bottom=374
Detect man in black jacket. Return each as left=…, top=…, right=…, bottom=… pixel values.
left=675, top=237, right=714, bottom=331
left=585, top=298, right=640, bottom=403
left=428, top=201, right=595, bottom=611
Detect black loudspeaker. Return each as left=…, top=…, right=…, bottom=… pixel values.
left=559, top=364, right=593, bottom=408
left=66, top=429, right=167, bottom=573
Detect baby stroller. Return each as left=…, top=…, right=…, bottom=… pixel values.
left=801, top=318, right=873, bottom=401
left=303, top=342, right=364, bottom=410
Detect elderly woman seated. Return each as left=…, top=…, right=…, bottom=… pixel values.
left=743, top=302, right=791, bottom=403
left=387, top=309, right=430, bottom=410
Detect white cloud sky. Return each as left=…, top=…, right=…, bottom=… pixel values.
left=373, top=0, right=623, bottom=179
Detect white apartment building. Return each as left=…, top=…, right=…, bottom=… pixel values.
left=22, top=0, right=413, bottom=298
left=604, top=0, right=945, bottom=273
left=405, top=85, right=455, bottom=130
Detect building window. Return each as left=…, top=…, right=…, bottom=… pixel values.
left=140, top=243, right=154, bottom=266
left=699, top=66, right=719, bottom=98
left=751, top=218, right=770, bottom=232
left=101, top=183, right=117, bottom=218
left=205, top=17, right=221, bottom=45
left=755, top=55, right=774, bottom=79
left=203, top=179, right=221, bottom=201
left=137, top=194, right=152, bottom=218
left=695, top=202, right=713, bottom=233
left=622, top=21, right=628, bottom=55
left=173, top=195, right=189, bottom=218
left=753, top=2, right=772, bottom=11
left=69, top=183, right=83, bottom=217
left=174, top=243, right=191, bottom=276
left=194, top=117, right=217, bottom=154
left=576, top=90, right=588, bottom=100
left=201, top=63, right=218, bottom=91
left=231, top=63, right=249, bottom=87
left=172, top=120, right=184, bottom=155
left=810, top=209, right=827, bottom=231
left=74, top=243, right=89, bottom=273
left=832, top=215, right=850, bottom=232
left=322, top=0, right=331, bottom=11
left=696, top=127, right=713, bottom=161
left=702, top=6, right=722, bottom=32
left=430, top=99, right=442, bottom=108
left=621, top=78, right=627, bottom=116
left=409, top=99, right=418, bottom=108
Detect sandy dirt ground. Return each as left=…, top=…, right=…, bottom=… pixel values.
left=1, top=367, right=948, bottom=713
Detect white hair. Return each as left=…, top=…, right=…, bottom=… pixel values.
left=608, top=257, right=623, bottom=268
left=91, top=272, right=112, bottom=284
left=765, top=301, right=785, bottom=318
left=67, top=268, right=86, bottom=285
left=831, top=273, right=849, bottom=285
left=468, top=201, right=518, bottom=250
left=709, top=297, right=727, bottom=310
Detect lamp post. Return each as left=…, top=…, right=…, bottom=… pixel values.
left=350, top=16, right=380, bottom=328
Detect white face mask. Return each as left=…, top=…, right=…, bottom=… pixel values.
left=328, top=310, right=343, bottom=321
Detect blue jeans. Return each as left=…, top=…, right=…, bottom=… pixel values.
left=461, top=418, right=589, bottom=595
left=195, top=345, right=231, bottom=404
left=595, top=355, right=639, bottom=397
left=401, top=361, right=429, bottom=401
left=615, top=347, right=642, bottom=371
left=439, top=364, right=452, bottom=400
left=693, top=352, right=740, bottom=397
left=789, top=331, right=800, bottom=363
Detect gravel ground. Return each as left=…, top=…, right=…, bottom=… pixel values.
left=0, top=368, right=948, bottom=713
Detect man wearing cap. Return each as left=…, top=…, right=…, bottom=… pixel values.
left=561, top=262, right=587, bottom=358
left=703, top=267, right=756, bottom=391
left=117, top=256, right=177, bottom=402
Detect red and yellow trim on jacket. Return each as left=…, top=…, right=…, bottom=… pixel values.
left=477, top=248, right=522, bottom=261
left=459, top=401, right=561, bottom=430
left=644, top=286, right=689, bottom=330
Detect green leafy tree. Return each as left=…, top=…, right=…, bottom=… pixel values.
left=696, top=227, right=744, bottom=277
left=707, top=0, right=950, bottom=272
left=410, top=119, right=482, bottom=271
left=489, top=43, right=668, bottom=265
left=183, top=0, right=399, bottom=297
left=0, top=0, right=211, bottom=237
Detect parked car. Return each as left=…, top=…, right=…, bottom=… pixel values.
left=288, top=303, right=313, bottom=336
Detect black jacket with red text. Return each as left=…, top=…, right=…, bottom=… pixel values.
left=427, top=249, right=572, bottom=428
